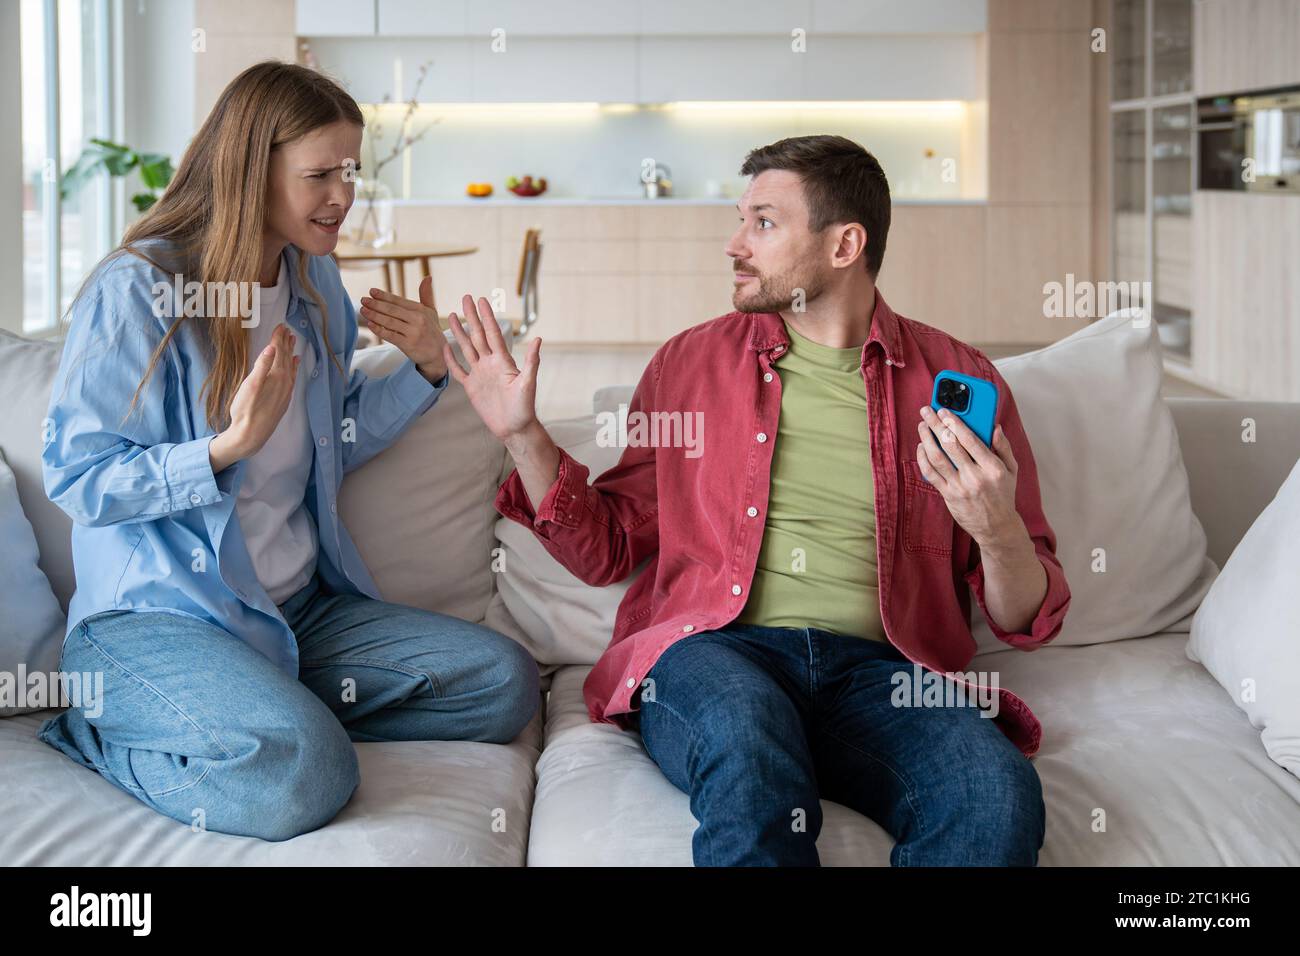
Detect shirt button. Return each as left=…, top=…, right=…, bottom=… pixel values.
left=682, top=624, right=694, bottom=632
left=746, top=506, right=758, bottom=517
left=756, top=432, right=767, bottom=443
left=311, top=368, right=320, bottom=378
left=763, top=372, right=773, bottom=383
left=317, top=436, right=329, bottom=446
left=299, top=319, right=308, bottom=328
left=330, top=502, right=337, bottom=514
left=773, top=345, right=784, bottom=355
left=626, top=677, right=636, bottom=688
left=886, top=358, right=894, bottom=365
left=189, top=493, right=202, bottom=504
left=731, top=584, right=742, bottom=595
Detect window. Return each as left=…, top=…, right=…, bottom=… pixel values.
left=21, top=0, right=116, bottom=335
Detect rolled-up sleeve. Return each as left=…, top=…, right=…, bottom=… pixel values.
left=494, top=351, right=661, bottom=588
left=963, top=359, right=1071, bottom=649
left=42, top=285, right=227, bottom=527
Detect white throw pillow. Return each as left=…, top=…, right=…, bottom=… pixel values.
left=969, top=309, right=1218, bottom=652
left=0, top=449, right=67, bottom=716
left=1187, top=456, right=1300, bottom=779
left=338, top=337, right=508, bottom=627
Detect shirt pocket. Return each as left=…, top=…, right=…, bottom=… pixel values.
left=902, top=459, right=954, bottom=557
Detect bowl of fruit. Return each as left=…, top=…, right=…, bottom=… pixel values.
left=506, top=175, right=547, bottom=197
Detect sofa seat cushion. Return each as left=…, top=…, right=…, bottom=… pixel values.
left=0, top=701, right=543, bottom=865
left=528, top=635, right=1300, bottom=865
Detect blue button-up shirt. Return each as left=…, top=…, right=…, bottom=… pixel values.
left=42, top=241, right=447, bottom=676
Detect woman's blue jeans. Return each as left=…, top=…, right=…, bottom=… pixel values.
left=38, top=570, right=540, bottom=842
left=628, top=623, right=1046, bottom=866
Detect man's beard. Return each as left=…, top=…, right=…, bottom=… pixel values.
left=732, top=263, right=828, bottom=314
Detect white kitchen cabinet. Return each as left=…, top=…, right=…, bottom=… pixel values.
left=471, top=37, right=637, bottom=102
left=811, top=0, right=986, bottom=34
left=305, top=36, right=474, bottom=102
left=639, top=33, right=980, bottom=102
left=464, top=0, right=641, bottom=36
left=296, top=0, right=376, bottom=37
left=369, top=0, right=988, bottom=39
left=803, top=35, right=983, bottom=100
left=378, top=0, right=467, bottom=36
left=636, top=0, right=811, bottom=35
left=638, top=36, right=807, bottom=102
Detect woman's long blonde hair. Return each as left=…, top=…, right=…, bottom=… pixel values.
left=99, top=61, right=362, bottom=431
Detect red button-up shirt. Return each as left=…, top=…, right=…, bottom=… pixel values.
left=495, top=290, right=1071, bottom=757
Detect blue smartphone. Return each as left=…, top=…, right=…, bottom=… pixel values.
left=924, top=370, right=999, bottom=478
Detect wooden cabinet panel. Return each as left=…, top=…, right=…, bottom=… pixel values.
left=1194, top=0, right=1300, bottom=95
left=984, top=204, right=1091, bottom=344
left=1192, top=192, right=1300, bottom=400
left=880, top=204, right=986, bottom=343
left=987, top=29, right=1091, bottom=204
left=635, top=274, right=736, bottom=344
left=636, top=204, right=738, bottom=240
left=541, top=275, right=641, bottom=343
left=356, top=202, right=1007, bottom=346
left=498, top=205, right=637, bottom=241
left=987, top=0, right=1090, bottom=33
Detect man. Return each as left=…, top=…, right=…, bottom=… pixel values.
left=444, top=134, right=1070, bottom=866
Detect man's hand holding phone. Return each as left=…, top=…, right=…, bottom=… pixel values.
left=916, top=404, right=1023, bottom=550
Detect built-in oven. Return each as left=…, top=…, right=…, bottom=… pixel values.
left=1198, top=85, right=1300, bottom=193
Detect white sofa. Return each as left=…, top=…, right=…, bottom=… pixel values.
left=3, top=317, right=1300, bottom=866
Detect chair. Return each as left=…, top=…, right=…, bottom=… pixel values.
left=508, top=227, right=542, bottom=339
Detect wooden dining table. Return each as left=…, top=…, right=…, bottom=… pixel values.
left=332, top=238, right=478, bottom=310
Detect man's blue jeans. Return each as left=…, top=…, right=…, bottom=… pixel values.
left=37, top=570, right=540, bottom=841
left=628, top=623, right=1046, bottom=866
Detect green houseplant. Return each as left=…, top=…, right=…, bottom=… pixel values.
left=61, top=138, right=174, bottom=213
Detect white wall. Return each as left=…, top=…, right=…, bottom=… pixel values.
left=0, top=0, right=23, bottom=333
left=120, top=0, right=196, bottom=172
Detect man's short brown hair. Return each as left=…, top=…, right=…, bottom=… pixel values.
left=739, top=134, right=891, bottom=276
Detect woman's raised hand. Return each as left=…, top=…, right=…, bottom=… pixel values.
left=210, top=324, right=299, bottom=471
left=359, top=276, right=448, bottom=384
left=443, top=294, right=542, bottom=443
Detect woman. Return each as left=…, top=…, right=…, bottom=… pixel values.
left=38, top=61, right=539, bottom=841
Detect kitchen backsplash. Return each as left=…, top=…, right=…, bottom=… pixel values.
left=350, top=99, right=977, bottom=201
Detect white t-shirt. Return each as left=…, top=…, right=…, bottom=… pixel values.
left=234, top=257, right=320, bottom=605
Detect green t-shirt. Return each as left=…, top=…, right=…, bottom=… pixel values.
left=734, top=317, right=886, bottom=641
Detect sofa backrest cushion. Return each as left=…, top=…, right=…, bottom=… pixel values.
left=1166, top=397, right=1300, bottom=569
left=0, top=330, right=74, bottom=612
left=968, top=309, right=1218, bottom=651
left=338, top=340, right=508, bottom=626
left=0, top=448, right=66, bottom=715
left=492, top=414, right=638, bottom=667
